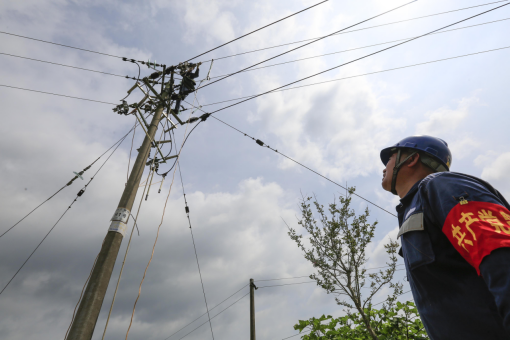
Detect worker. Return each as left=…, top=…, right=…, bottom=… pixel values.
left=380, top=135, right=509, bottom=339
left=172, top=64, right=200, bottom=116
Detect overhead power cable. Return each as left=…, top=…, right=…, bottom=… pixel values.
left=196, top=0, right=418, bottom=90
left=0, top=30, right=126, bottom=59
left=254, top=264, right=406, bottom=282
left=165, top=284, right=249, bottom=340
left=184, top=99, right=397, bottom=216
left=372, top=290, right=412, bottom=307
left=258, top=281, right=317, bottom=288
left=282, top=328, right=312, bottom=340
left=185, top=0, right=329, bottom=62
left=0, top=52, right=128, bottom=77
left=206, top=18, right=510, bottom=80
left=208, top=3, right=510, bottom=115
left=200, top=0, right=509, bottom=62
left=3, top=46, right=507, bottom=109
left=256, top=276, right=312, bottom=282
left=257, top=270, right=406, bottom=288
left=0, top=84, right=117, bottom=105
left=201, top=46, right=510, bottom=107
left=0, top=124, right=141, bottom=240
left=0, top=132, right=128, bottom=296
left=178, top=292, right=250, bottom=340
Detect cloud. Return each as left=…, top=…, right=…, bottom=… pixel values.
left=251, top=73, right=407, bottom=182
left=170, top=0, right=239, bottom=45
left=415, top=96, right=479, bottom=136
left=474, top=151, right=510, bottom=200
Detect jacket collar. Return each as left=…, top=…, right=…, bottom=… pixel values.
left=396, top=180, right=421, bottom=211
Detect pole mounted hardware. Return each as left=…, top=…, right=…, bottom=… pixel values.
left=161, top=110, right=178, bottom=131
left=73, top=171, right=84, bottom=180
left=143, top=77, right=185, bottom=125
left=134, top=109, right=166, bottom=162
left=146, top=154, right=177, bottom=166
left=154, top=140, right=172, bottom=145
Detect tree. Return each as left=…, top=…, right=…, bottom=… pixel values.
left=287, top=187, right=404, bottom=340
left=294, top=301, right=428, bottom=340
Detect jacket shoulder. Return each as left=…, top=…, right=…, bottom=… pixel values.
left=418, top=172, right=509, bottom=209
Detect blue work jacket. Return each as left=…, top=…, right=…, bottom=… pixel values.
left=397, top=172, right=510, bottom=339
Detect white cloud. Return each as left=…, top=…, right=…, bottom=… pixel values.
left=252, top=74, right=407, bottom=181
left=474, top=151, right=510, bottom=200
left=170, top=0, right=239, bottom=45
left=415, top=96, right=479, bottom=136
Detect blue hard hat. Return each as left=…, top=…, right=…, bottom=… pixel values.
left=380, top=135, right=452, bottom=172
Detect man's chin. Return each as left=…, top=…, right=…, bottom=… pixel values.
left=381, top=180, right=390, bottom=192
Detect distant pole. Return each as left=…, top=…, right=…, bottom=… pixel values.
left=250, top=278, right=256, bottom=340
left=67, top=104, right=164, bottom=339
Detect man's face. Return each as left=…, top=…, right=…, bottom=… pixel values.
left=382, top=152, right=397, bottom=192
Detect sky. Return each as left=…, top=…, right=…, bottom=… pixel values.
left=0, top=0, right=509, bottom=339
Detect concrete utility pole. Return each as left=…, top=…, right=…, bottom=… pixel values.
left=250, top=278, right=256, bottom=340
left=67, top=104, right=164, bottom=339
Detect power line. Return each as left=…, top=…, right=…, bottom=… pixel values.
left=208, top=3, right=509, bottom=115
left=185, top=9, right=511, bottom=217
left=178, top=292, right=250, bottom=340
left=184, top=100, right=397, bottom=217
left=200, top=46, right=510, bottom=107
left=196, top=0, right=418, bottom=90
left=255, top=265, right=406, bottom=281
left=3, top=45, right=506, bottom=109
left=206, top=18, right=510, bottom=80
left=257, top=270, right=406, bottom=288
left=174, top=133, right=215, bottom=340
left=372, top=290, right=412, bottom=307
left=258, top=281, right=317, bottom=288
left=0, top=124, right=140, bottom=239
left=0, top=132, right=128, bottom=296
left=256, top=276, right=312, bottom=282
left=200, top=0, right=509, bottom=62
left=165, top=284, right=249, bottom=340
left=0, top=30, right=126, bottom=59
left=0, top=84, right=117, bottom=105
left=0, top=52, right=128, bottom=77
left=185, top=0, right=329, bottom=62
left=282, top=328, right=312, bottom=340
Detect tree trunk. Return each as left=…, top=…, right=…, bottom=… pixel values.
left=356, top=304, right=379, bottom=340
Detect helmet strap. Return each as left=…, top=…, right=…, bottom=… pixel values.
left=390, top=150, right=418, bottom=195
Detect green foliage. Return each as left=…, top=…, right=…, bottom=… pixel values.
left=294, top=301, right=428, bottom=340
left=287, top=188, right=405, bottom=339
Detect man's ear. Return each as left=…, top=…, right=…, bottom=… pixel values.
left=407, top=153, right=421, bottom=167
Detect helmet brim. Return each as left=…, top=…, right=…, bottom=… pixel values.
left=380, top=147, right=397, bottom=166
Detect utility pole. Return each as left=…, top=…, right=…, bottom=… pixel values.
left=67, top=104, right=164, bottom=339
left=250, top=278, right=256, bottom=340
